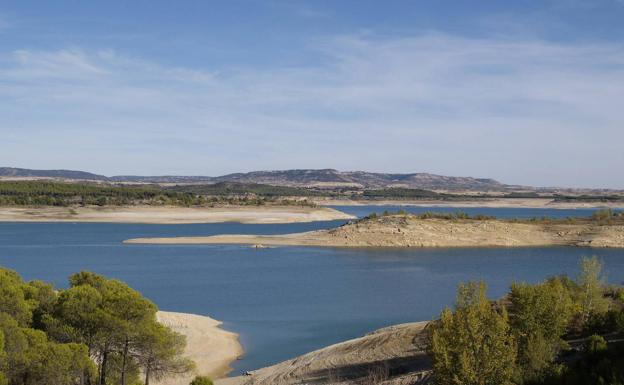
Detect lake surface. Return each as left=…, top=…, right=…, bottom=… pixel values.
left=331, top=205, right=615, bottom=219
left=0, top=206, right=623, bottom=373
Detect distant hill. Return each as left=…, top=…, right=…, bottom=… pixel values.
left=0, top=167, right=522, bottom=191
left=211, top=169, right=511, bottom=190
left=0, top=167, right=107, bottom=181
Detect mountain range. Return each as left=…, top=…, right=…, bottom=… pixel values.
left=0, top=166, right=542, bottom=192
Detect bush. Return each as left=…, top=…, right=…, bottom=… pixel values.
left=429, top=282, right=517, bottom=385
left=190, top=376, right=213, bottom=385
left=584, top=335, right=607, bottom=354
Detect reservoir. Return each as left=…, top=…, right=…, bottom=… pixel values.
left=0, top=206, right=622, bottom=373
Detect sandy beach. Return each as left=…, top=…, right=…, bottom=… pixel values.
left=126, top=215, right=624, bottom=248
left=0, top=205, right=354, bottom=224
left=154, top=311, right=243, bottom=385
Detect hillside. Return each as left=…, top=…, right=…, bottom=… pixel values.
left=217, top=322, right=431, bottom=385
left=0, top=167, right=106, bottom=181
left=0, top=167, right=518, bottom=191
left=211, top=169, right=511, bottom=190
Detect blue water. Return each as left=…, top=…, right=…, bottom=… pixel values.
left=0, top=206, right=623, bottom=374
left=332, top=205, right=614, bottom=219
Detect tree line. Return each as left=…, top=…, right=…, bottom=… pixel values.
left=0, top=268, right=195, bottom=385
left=429, top=256, right=624, bottom=385
left=0, top=181, right=316, bottom=207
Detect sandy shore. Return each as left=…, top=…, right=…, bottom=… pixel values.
left=315, top=197, right=624, bottom=209
left=126, top=215, right=624, bottom=248
left=154, top=311, right=243, bottom=385
left=0, top=205, right=354, bottom=224
left=216, top=322, right=431, bottom=385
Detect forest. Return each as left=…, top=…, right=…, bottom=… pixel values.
left=0, top=268, right=194, bottom=385
left=0, top=181, right=313, bottom=207
left=2, top=180, right=623, bottom=207
left=429, top=256, right=624, bottom=385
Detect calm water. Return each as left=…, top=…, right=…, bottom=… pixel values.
left=332, top=205, right=616, bottom=219
left=0, top=206, right=623, bottom=373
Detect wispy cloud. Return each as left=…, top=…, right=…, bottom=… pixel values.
left=1, top=33, right=623, bottom=187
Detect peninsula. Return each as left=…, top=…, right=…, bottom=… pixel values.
left=125, top=212, right=624, bottom=248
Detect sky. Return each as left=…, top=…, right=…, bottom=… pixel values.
left=1, top=1, right=623, bottom=188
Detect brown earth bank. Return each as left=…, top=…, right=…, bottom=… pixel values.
left=125, top=215, right=624, bottom=248
left=0, top=205, right=354, bottom=224
left=216, top=322, right=431, bottom=385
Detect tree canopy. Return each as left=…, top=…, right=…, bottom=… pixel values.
left=0, top=267, right=193, bottom=385
left=429, top=256, right=624, bottom=385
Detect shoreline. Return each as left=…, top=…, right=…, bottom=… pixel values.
left=155, top=311, right=244, bottom=385
left=0, top=205, right=355, bottom=224
left=215, top=321, right=431, bottom=385
left=126, top=216, right=624, bottom=248
left=317, top=197, right=624, bottom=209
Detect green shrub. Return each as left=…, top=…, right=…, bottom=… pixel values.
left=190, top=376, right=213, bottom=385
left=584, top=335, right=608, bottom=354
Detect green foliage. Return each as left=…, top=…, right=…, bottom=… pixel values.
left=135, top=322, right=194, bottom=385
left=539, top=341, right=624, bottom=385
left=363, top=188, right=442, bottom=199
left=0, top=180, right=203, bottom=207
left=504, top=192, right=541, bottom=198
left=419, top=211, right=495, bottom=220
left=0, top=326, right=7, bottom=385
left=0, top=311, right=94, bottom=385
left=169, top=181, right=324, bottom=197
left=190, top=376, right=214, bottom=385
left=553, top=194, right=624, bottom=203
left=0, top=267, right=193, bottom=385
left=584, top=335, right=608, bottom=354
left=429, top=281, right=517, bottom=385
left=576, top=256, right=610, bottom=328
left=617, top=288, right=624, bottom=302
left=23, top=280, right=57, bottom=330
left=586, top=208, right=624, bottom=225
left=0, top=180, right=321, bottom=207
left=509, top=278, right=575, bottom=383
left=430, top=258, right=624, bottom=385
left=0, top=268, right=32, bottom=326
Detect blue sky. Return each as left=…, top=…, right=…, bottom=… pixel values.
left=1, top=1, right=623, bottom=188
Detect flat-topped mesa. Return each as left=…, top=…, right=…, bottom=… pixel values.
left=125, top=213, right=624, bottom=248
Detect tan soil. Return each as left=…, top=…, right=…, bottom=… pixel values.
left=216, top=322, right=431, bottom=385
left=0, top=205, right=354, bottom=224
left=126, top=215, right=624, bottom=248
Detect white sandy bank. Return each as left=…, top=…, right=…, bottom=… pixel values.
left=154, top=311, right=243, bottom=385
left=0, top=205, right=354, bottom=224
